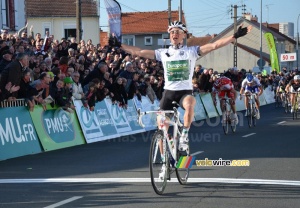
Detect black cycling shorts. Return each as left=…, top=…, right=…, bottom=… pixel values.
left=159, top=89, right=193, bottom=110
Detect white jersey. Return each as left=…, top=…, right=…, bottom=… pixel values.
left=155, top=45, right=200, bottom=91
left=241, top=76, right=262, bottom=88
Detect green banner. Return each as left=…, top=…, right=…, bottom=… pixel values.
left=264, top=32, right=280, bottom=73
left=30, top=104, right=85, bottom=151
left=0, top=106, right=42, bottom=160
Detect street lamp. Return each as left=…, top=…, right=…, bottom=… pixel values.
left=297, top=14, right=300, bottom=70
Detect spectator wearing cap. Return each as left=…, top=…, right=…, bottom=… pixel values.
left=0, top=50, right=13, bottom=73
left=52, top=77, right=74, bottom=113
left=0, top=52, right=29, bottom=100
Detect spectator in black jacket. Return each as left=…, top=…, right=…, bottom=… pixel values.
left=0, top=52, right=29, bottom=100
left=198, top=69, right=210, bottom=92
left=0, top=50, right=13, bottom=73
left=110, top=77, right=128, bottom=109
left=82, top=62, right=108, bottom=87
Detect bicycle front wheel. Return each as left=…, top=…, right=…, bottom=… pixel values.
left=149, top=130, right=168, bottom=195
left=175, top=144, right=190, bottom=185
left=247, top=104, right=252, bottom=128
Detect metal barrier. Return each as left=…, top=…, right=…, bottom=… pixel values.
left=0, top=99, right=27, bottom=108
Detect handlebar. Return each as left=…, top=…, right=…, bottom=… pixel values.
left=136, top=108, right=178, bottom=128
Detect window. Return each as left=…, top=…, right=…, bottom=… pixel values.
left=144, top=36, right=153, bottom=46
left=43, top=22, right=51, bottom=36
left=65, top=29, right=76, bottom=39
left=122, top=35, right=135, bottom=46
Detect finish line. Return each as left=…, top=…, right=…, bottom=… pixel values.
left=1, top=178, right=300, bottom=186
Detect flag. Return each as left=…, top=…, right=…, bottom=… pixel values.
left=104, top=0, right=122, bottom=43
left=264, top=32, right=280, bottom=73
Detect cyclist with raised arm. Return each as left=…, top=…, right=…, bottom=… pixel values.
left=285, top=75, right=300, bottom=113
left=212, top=75, right=238, bottom=124
left=240, top=74, right=263, bottom=119
left=121, top=21, right=251, bottom=152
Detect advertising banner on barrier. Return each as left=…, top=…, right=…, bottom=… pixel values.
left=200, top=93, right=219, bottom=118
left=0, top=107, right=42, bottom=160
left=215, top=95, right=223, bottom=116
left=30, top=105, right=85, bottom=151
left=194, top=94, right=207, bottom=120
left=236, top=92, right=246, bottom=111
left=259, top=92, right=267, bottom=106
left=74, top=99, right=119, bottom=143
left=133, top=96, right=158, bottom=130
left=105, top=98, right=145, bottom=136
left=124, top=99, right=145, bottom=134
left=263, top=86, right=275, bottom=104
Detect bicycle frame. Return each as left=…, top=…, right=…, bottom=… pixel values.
left=220, top=97, right=236, bottom=134
left=137, top=108, right=183, bottom=164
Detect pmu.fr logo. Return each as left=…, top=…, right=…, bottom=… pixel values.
left=42, top=108, right=75, bottom=143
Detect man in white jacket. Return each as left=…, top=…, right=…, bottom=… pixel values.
left=72, top=72, right=85, bottom=100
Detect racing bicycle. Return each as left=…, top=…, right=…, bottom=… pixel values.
left=220, top=97, right=237, bottom=135
left=242, top=92, right=258, bottom=128
left=290, top=91, right=300, bottom=120
left=137, top=102, right=190, bottom=195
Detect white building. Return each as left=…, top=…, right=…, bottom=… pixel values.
left=279, top=22, right=294, bottom=39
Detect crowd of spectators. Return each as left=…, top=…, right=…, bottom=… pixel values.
left=0, top=27, right=165, bottom=111
left=0, top=27, right=295, bottom=112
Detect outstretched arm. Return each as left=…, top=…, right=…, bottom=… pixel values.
left=121, top=44, right=155, bottom=59
left=200, top=25, right=252, bottom=56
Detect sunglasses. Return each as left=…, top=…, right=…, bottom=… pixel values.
left=169, top=30, right=184, bottom=35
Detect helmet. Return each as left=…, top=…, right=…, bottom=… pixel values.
left=294, top=75, right=300, bottom=80
left=168, top=21, right=188, bottom=33
left=246, top=74, right=254, bottom=83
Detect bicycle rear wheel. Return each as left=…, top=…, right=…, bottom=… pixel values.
left=222, top=114, right=229, bottom=135
left=175, top=143, right=190, bottom=185
left=285, top=101, right=290, bottom=114
left=149, top=130, right=168, bottom=195
left=231, top=118, right=237, bottom=133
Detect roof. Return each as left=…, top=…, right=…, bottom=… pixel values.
left=205, top=18, right=295, bottom=61
left=122, top=11, right=186, bottom=35
left=26, top=0, right=98, bottom=17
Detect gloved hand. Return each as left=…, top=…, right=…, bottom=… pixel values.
left=234, top=25, right=249, bottom=39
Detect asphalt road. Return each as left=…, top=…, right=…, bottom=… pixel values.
left=0, top=104, right=300, bottom=208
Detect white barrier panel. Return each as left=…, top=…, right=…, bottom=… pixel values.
left=215, top=95, right=223, bottom=115
left=263, top=86, right=275, bottom=104
left=259, top=92, right=267, bottom=106
left=199, top=93, right=218, bottom=118
left=194, top=94, right=207, bottom=120
left=133, top=96, right=158, bottom=131
left=104, top=98, right=145, bottom=136
left=235, top=92, right=246, bottom=111
left=73, top=99, right=120, bottom=143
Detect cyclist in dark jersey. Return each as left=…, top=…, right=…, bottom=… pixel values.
left=285, top=75, right=300, bottom=113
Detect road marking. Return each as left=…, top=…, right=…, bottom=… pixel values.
left=277, top=121, right=286, bottom=125
left=1, top=178, right=300, bottom=186
left=242, top=133, right=256, bottom=138
left=44, top=196, right=83, bottom=208
left=190, top=151, right=204, bottom=156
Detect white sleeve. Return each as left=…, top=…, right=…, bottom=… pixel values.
left=254, top=77, right=262, bottom=87
left=241, top=79, right=247, bottom=89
